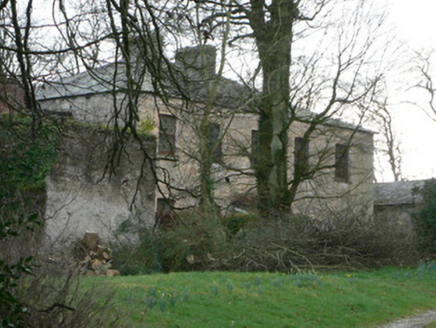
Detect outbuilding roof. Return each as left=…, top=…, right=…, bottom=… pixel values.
left=37, top=62, right=151, bottom=100
left=374, top=180, right=425, bottom=206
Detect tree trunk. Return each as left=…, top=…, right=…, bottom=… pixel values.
left=251, top=0, right=297, bottom=217
left=199, top=115, right=216, bottom=215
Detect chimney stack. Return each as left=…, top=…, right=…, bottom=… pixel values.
left=175, top=45, right=216, bottom=79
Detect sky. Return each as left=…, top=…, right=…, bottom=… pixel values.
left=375, top=0, right=436, bottom=182
left=388, top=0, right=436, bottom=49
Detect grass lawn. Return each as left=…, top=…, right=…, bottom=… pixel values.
left=83, top=265, right=436, bottom=328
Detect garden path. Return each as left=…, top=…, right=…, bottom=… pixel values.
left=379, top=309, right=436, bottom=328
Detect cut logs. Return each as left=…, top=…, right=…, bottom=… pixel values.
left=76, top=232, right=120, bottom=277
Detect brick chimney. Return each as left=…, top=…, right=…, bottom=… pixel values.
left=175, top=45, right=216, bottom=79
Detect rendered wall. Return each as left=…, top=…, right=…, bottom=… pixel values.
left=44, top=124, right=156, bottom=248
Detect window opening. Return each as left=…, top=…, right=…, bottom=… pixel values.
left=158, top=114, right=176, bottom=156
left=294, top=137, right=310, bottom=176
left=335, top=144, right=349, bottom=182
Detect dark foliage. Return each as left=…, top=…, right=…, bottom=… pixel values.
left=0, top=117, right=125, bottom=327
left=412, top=179, right=436, bottom=255
left=0, top=117, right=55, bottom=327
left=0, top=214, right=37, bottom=327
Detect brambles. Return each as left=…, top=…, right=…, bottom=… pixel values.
left=112, top=204, right=418, bottom=275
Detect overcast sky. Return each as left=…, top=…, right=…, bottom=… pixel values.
left=376, top=0, right=436, bottom=182
left=388, top=0, right=436, bottom=49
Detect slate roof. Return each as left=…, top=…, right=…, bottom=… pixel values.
left=374, top=180, right=425, bottom=206
left=38, top=63, right=136, bottom=99
left=37, top=58, right=252, bottom=110
left=36, top=46, right=373, bottom=134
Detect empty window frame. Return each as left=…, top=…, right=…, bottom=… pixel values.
left=156, top=198, right=176, bottom=227
left=158, top=114, right=176, bottom=156
left=335, top=144, right=349, bottom=182
left=294, top=137, right=310, bottom=176
left=208, top=122, right=222, bottom=163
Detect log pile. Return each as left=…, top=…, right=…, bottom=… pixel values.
left=76, top=232, right=120, bottom=276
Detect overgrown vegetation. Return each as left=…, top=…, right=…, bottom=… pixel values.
left=1, top=0, right=429, bottom=326
left=113, top=205, right=418, bottom=275
left=82, top=264, right=436, bottom=327
left=0, top=116, right=55, bottom=326
left=413, top=179, right=436, bottom=256
left=0, top=213, right=38, bottom=327
left=0, top=116, right=58, bottom=191
left=114, top=211, right=229, bottom=274
left=0, top=117, right=125, bottom=327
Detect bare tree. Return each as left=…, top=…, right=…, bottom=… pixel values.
left=181, top=0, right=387, bottom=218
left=415, top=51, right=436, bottom=121
left=1, top=0, right=389, bottom=222
left=27, top=0, right=244, bottom=222
left=368, top=98, right=403, bottom=182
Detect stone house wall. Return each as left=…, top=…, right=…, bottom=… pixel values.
left=287, top=120, right=374, bottom=217
left=40, top=90, right=374, bottom=223
left=141, top=96, right=374, bottom=216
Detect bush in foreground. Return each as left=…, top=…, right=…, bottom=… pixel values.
left=0, top=116, right=124, bottom=327
left=113, top=203, right=419, bottom=275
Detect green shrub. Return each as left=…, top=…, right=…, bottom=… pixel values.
left=0, top=116, right=58, bottom=191
left=112, top=210, right=229, bottom=274
left=137, top=116, right=156, bottom=135
left=221, top=212, right=260, bottom=236
left=112, top=228, right=166, bottom=275
left=412, top=179, right=436, bottom=255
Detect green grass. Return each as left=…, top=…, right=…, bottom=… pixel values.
left=83, top=265, right=436, bottom=328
